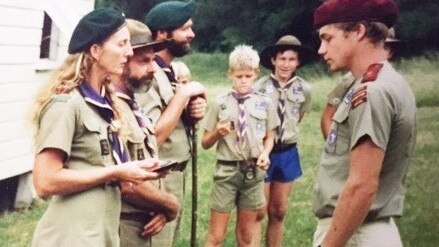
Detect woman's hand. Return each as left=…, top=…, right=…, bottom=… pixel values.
left=116, top=159, right=160, bottom=184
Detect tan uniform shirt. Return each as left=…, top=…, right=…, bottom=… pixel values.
left=116, top=96, right=160, bottom=214
left=32, top=90, right=121, bottom=247
left=202, top=90, right=279, bottom=160
left=254, top=75, right=311, bottom=144
left=135, top=62, right=190, bottom=163
left=327, top=72, right=355, bottom=106
left=313, top=61, right=417, bottom=220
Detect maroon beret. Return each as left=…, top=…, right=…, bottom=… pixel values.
left=314, top=0, right=398, bottom=28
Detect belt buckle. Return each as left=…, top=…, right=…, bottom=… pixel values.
left=243, top=159, right=256, bottom=181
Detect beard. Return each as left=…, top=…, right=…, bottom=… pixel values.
left=168, top=40, right=191, bottom=57
left=125, top=76, right=154, bottom=94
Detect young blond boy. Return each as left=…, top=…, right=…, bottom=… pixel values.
left=171, top=60, right=191, bottom=84
left=202, top=45, right=279, bottom=247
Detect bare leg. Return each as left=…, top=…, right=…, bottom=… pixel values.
left=265, top=181, right=294, bottom=247
left=204, top=210, right=231, bottom=247
left=237, top=208, right=262, bottom=247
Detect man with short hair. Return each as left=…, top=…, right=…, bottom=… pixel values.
left=136, top=1, right=207, bottom=246
left=112, top=19, right=181, bottom=247
left=321, top=27, right=403, bottom=140
left=312, top=0, right=417, bottom=246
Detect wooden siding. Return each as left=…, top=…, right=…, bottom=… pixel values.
left=0, top=0, right=94, bottom=180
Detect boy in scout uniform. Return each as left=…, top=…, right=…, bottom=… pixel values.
left=30, top=9, right=160, bottom=247
left=253, top=35, right=312, bottom=247
left=202, top=45, right=278, bottom=247
left=313, top=0, right=417, bottom=246
left=112, top=19, right=181, bottom=247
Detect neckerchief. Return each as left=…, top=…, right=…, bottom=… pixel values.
left=115, top=87, right=157, bottom=158
left=271, top=74, right=296, bottom=144
left=231, top=90, right=253, bottom=154
left=78, top=82, right=128, bottom=164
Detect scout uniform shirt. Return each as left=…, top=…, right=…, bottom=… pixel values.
left=254, top=74, right=311, bottom=145
left=32, top=88, right=121, bottom=247
left=327, top=72, right=355, bottom=106
left=115, top=91, right=165, bottom=247
left=313, top=61, right=417, bottom=221
left=203, top=90, right=278, bottom=161
left=134, top=57, right=188, bottom=247
left=135, top=61, right=190, bottom=163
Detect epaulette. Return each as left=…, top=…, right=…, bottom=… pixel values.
left=361, top=63, right=383, bottom=83
left=350, top=63, right=384, bottom=108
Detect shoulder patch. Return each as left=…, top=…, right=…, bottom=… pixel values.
left=361, top=63, right=383, bottom=83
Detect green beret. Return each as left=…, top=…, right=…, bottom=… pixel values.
left=145, top=1, right=197, bottom=31
left=68, top=8, right=126, bottom=54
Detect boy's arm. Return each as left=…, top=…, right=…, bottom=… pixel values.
left=257, top=129, right=275, bottom=170
left=201, top=120, right=231, bottom=149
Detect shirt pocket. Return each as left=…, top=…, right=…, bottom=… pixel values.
left=81, top=118, right=111, bottom=167
left=325, top=107, right=350, bottom=156
left=287, top=93, right=305, bottom=119
left=126, top=130, right=149, bottom=161
left=249, top=109, right=267, bottom=140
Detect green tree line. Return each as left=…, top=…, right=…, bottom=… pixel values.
left=96, top=0, right=439, bottom=56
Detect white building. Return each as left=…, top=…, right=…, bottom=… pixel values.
left=0, top=0, right=95, bottom=210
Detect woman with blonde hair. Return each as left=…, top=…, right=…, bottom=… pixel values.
left=30, top=8, right=160, bottom=246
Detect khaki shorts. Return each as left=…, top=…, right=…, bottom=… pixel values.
left=209, top=161, right=266, bottom=212
left=313, top=217, right=402, bottom=247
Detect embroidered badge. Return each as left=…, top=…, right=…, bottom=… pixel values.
left=137, top=149, right=145, bottom=160
left=328, top=129, right=337, bottom=145
left=100, top=139, right=110, bottom=155
left=292, top=107, right=299, bottom=116
left=351, top=85, right=368, bottom=108
left=266, top=84, right=274, bottom=94
left=343, top=90, right=353, bottom=104
left=256, top=122, right=263, bottom=132
left=220, top=103, right=227, bottom=110
left=255, top=101, right=266, bottom=110
left=292, top=86, right=303, bottom=94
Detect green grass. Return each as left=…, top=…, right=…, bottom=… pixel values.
left=1, top=53, right=438, bottom=246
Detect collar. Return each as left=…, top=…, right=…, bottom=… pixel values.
left=154, top=55, right=176, bottom=82
left=270, top=74, right=297, bottom=89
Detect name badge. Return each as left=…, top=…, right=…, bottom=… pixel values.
left=100, top=139, right=110, bottom=155
left=344, top=90, right=353, bottom=104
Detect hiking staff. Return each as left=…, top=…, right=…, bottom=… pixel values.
left=190, top=121, right=198, bottom=247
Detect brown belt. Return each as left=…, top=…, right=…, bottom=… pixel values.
left=120, top=212, right=156, bottom=223
left=218, top=158, right=258, bottom=167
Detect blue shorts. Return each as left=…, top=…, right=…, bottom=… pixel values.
left=265, top=144, right=302, bottom=182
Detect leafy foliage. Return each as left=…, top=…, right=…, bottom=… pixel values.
left=95, top=0, right=439, bottom=56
